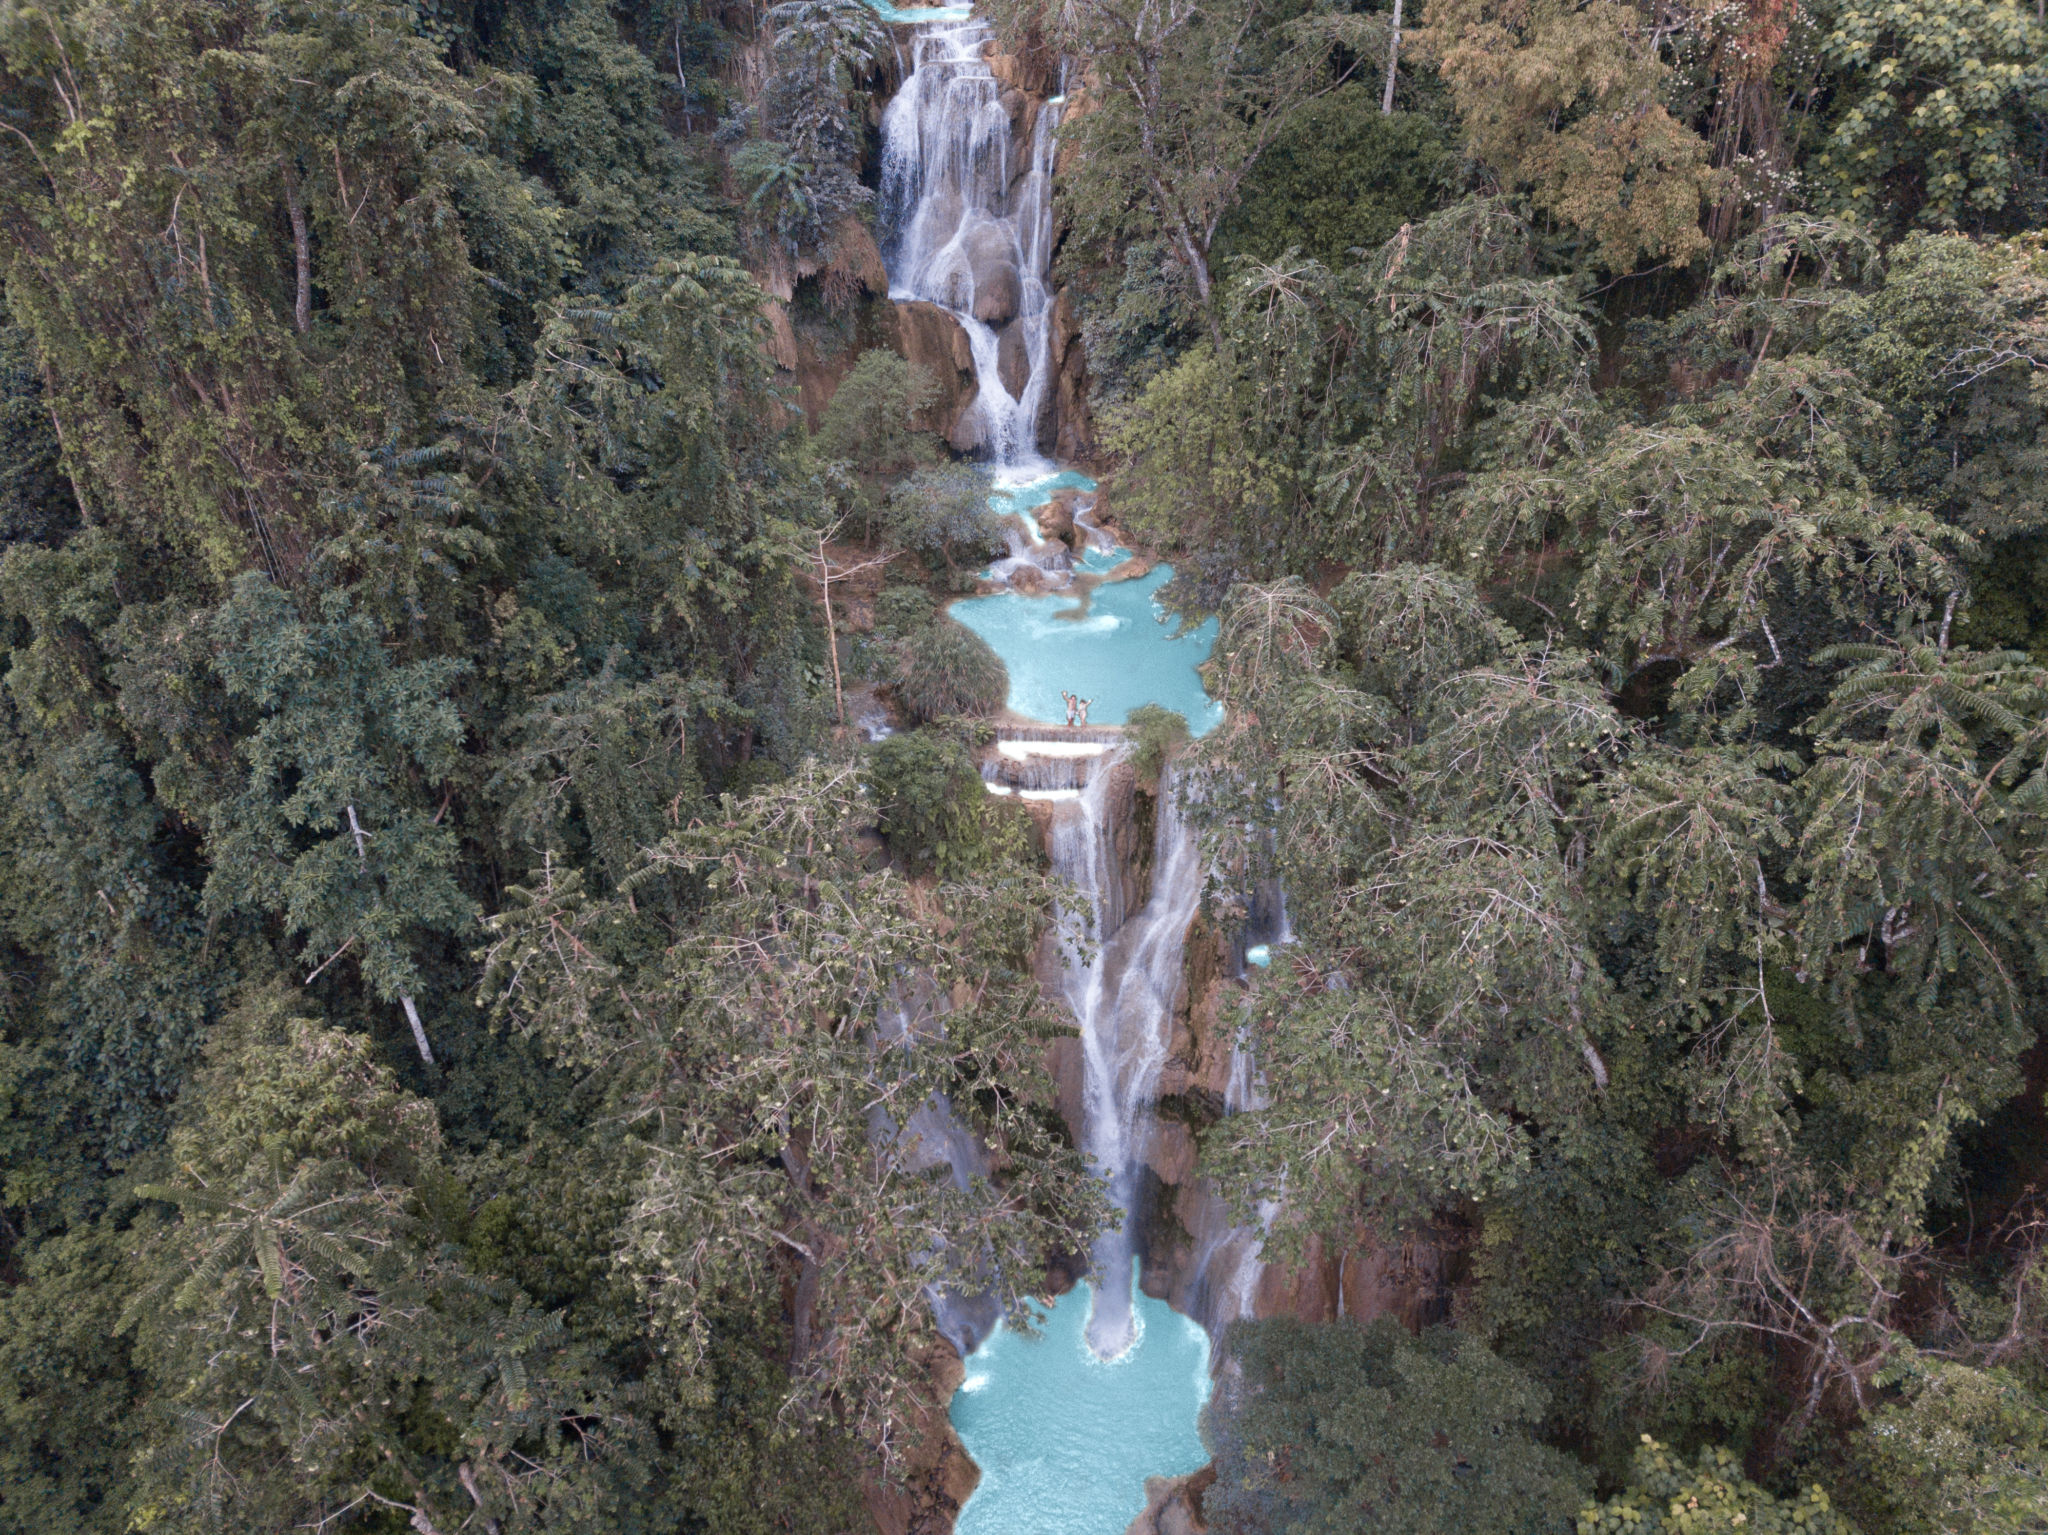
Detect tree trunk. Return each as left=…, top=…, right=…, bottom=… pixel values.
left=400, top=994, right=434, bottom=1064
left=816, top=537, right=845, bottom=726
left=283, top=166, right=311, bottom=334
left=1382, top=0, right=1403, bottom=114
left=1175, top=230, right=1222, bottom=351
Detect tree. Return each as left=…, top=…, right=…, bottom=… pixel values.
left=884, top=464, right=1003, bottom=575
left=1418, top=0, right=1716, bottom=271
left=122, top=992, right=633, bottom=1534
left=478, top=760, right=1100, bottom=1455
left=1205, top=1317, right=1592, bottom=1535
left=866, top=727, right=1020, bottom=877
left=0, top=0, right=559, bottom=580
left=1212, top=85, right=1455, bottom=268
left=196, top=576, right=475, bottom=1060
left=1004, top=0, right=1370, bottom=336
left=1577, top=1437, right=1854, bottom=1535
left=1805, top=0, right=2048, bottom=234
left=1843, top=1358, right=2048, bottom=1534
left=1108, top=200, right=1592, bottom=585
left=726, top=0, right=885, bottom=267
left=816, top=351, right=939, bottom=473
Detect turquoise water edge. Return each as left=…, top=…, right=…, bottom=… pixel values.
left=951, top=471, right=1225, bottom=736
left=950, top=567, right=1224, bottom=736
left=950, top=1277, right=1213, bottom=1535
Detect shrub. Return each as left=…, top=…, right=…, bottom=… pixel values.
left=1577, top=1438, right=1854, bottom=1535
left=1206, top=1317, right=1591, bottom=1535
left=1212, top=88, right=1454, bottom=268
left=1125, top=703, right=1190, bottom=781
left=814, top=349, right=938, bottom=476
left=891, top=620, right=1007, bottom=723
left=885, top=463, right=1002, bottom=574
left=873, top=582, right=936, bottom=638
left=864, top=729, right=985, bottom=876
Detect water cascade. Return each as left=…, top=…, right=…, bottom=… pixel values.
left=1051, top=760, right=1208, bottom=1358
left=880, top=18, right=1060, bottom=468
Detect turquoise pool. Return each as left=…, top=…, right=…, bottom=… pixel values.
left=950, top=564, right=1224, bottom=735
left=950, top=1277, right=1212, bottom=1535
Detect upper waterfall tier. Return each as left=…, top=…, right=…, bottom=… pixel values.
left=880, top=19, right=1059, bottom=467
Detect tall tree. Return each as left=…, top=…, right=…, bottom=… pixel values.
left=1001, top=0, right=1370, bottom=335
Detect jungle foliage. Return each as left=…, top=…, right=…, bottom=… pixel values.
left=0, top=1, right=1083, bottom=1531
left=4, top=0, right=2048, bottom=1529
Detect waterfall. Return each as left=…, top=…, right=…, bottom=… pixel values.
left=880, top=18, right=1061, bottom=468
left=1047, top=759, right=1206, bottom=1358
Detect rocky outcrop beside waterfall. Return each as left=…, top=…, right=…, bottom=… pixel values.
left=1045, top=285, right=1095, bottom=461
left=1125, top=1469, right=1214, bottom=1535
left=1022, top=775, right=1461, bottom=1343
left=865, top=1341, right=982, bottom=1535
left=888, top=299, right=980, bottom=441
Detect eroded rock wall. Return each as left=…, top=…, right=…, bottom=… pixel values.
left=1028, top=781, right=1461, bottom=1342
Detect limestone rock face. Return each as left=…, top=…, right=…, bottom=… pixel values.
left=1010, top=97, right=1044, bottom=186
left=983, top=35, right=1058, bottom=98
left=996, top=318, right=1030, bottom=398
left=890, top=300, right=978, bottom=439
left=760, top=300, right=799, bottom=373
left=1126, top=1468, right=1214, bottom=1535
left=1040, top=284, right=1095, bottom=459
left=836, top=217, right=893, bottom=295
left=867, top=1341, right=979, bottom=1535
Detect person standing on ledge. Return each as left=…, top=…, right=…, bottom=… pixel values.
left=1063, top=691, right=1079, bottom=727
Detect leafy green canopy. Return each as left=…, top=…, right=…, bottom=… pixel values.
left=1205, top=1317, right=1592, bottom=1535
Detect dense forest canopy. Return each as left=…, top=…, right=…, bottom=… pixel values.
left=0, top=0, right=2044, bottom=1531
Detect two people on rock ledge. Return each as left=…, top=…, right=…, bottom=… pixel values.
left=1061, top=691, right=1093, bottom=727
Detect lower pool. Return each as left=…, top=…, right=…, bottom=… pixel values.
left=950, top=1276, right=1212, bottom=1535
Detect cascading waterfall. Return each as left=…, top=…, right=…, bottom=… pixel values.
left=1048, top=758, right=1207, bottom=1358
left=873, top=9, right=1246, bottom=1522
left=880, top=18, right=1061, bottom=469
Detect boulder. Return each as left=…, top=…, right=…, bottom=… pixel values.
left=1126, top=1469, right=1214, bottom=1535
left=996, top=318, right=1031, bottom=399
left=948, top=405, right=986, bottom=455
left=1037, top=488, right=1078, bottom=542
left=963, top=222, right=1021, bottom=326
